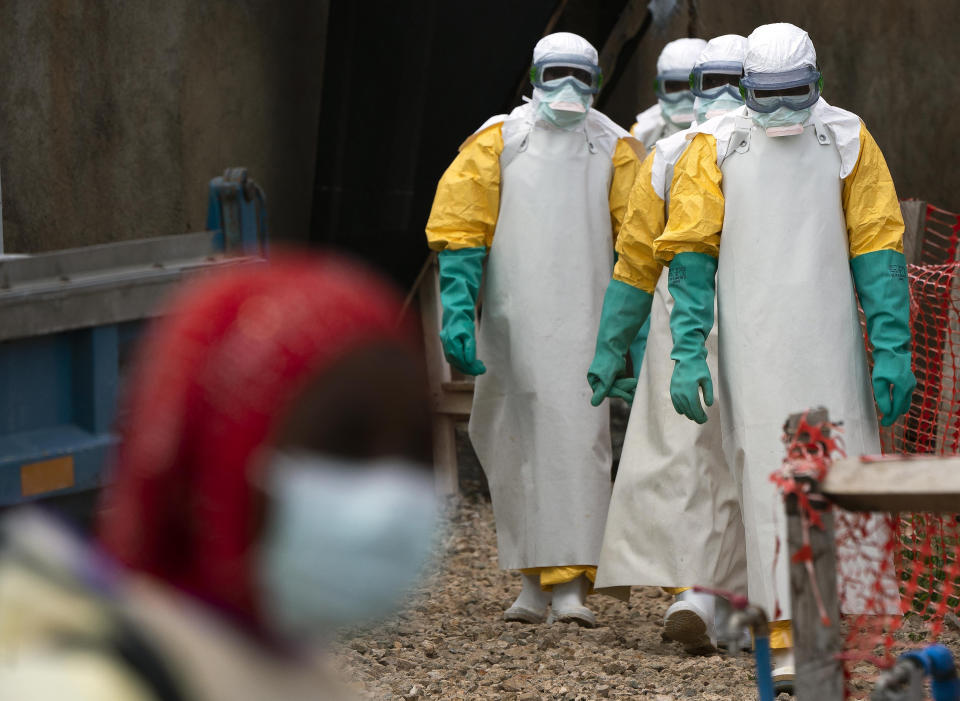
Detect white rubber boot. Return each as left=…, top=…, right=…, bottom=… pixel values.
left=548, top=575, right=597, bottom=627
left=772, top=647, right=795, bottom=694
left=503, top=573, right=550, bottom=623
left=663, top=589, right=717, bottom=653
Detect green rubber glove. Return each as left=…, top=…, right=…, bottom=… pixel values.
left=851, top=249, right=916, bottom=426
left=629, top=315, right=651, bottom=382
left=438, top=247, right=487, bottom=376
left=587, top=279, right=654, bottom=406
left=667, top=252, right=718, bottom=424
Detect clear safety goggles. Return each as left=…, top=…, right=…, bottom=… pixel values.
left=654, top=69, right=694, bottom=103
left=739, top=67, right=822, bottom=113
left=689, top=61, right=743, bottom=100
left=530, top=54, right=603, bottom=94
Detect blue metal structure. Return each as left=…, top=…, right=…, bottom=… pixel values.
left=0, top=171, right=266, bottom=506
left=207, top=167, right=267, bottom=256
left=873, top=644, right=960, bottom=701
left=724, top=600, right=776, bottom=701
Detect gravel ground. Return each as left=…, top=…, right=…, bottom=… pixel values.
left=332, top=491, right=774, bottom=700
left=331, top=419, right=960, bottom=700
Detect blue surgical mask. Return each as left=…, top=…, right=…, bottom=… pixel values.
left=659, top=95, right=695, bottom=129
left=749, top=106, right=811, bottom=132
left=535, top=80, right=591, bottom=129
left=256, top=452, right=438, bottom=639
left=694, top=94, right=743, bottom=125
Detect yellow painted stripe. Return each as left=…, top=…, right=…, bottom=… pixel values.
left=21, top=455, right=75, bottom=497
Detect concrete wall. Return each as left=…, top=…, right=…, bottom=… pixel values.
left=601, top=1, right=960, bottom=211
left=1, top=2, right=327, bottom=253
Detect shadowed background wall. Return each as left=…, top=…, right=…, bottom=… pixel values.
left=1, top=2, right=327, bottom=253
left=2, top=1, right=956, bottom=288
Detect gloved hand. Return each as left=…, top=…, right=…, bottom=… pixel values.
left=667, top=252, right=718, bottom=424
left=438, top=247, right=487, bottom=376
left=851, top=249, right=916, bottom=426
left=587, top=279, right=654, bottom=406
left=628, top=315, right=652, bottom=380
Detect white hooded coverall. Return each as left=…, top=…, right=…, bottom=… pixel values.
left=426, top=34, right=643, bottom=574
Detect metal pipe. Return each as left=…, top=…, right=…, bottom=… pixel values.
left=727, top=604, right=775, bottom=701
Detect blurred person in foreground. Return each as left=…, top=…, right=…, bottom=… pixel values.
left=0, top=253, right=438, bottom=700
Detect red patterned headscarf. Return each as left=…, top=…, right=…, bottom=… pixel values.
left=97, top=252, right=415, bottom=626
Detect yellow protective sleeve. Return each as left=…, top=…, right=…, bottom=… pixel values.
left=843, top=123, right=905, bottom=257
left=613, top=148, right=664, bottom=294
left=424, top=122, right=504, bottom=251
left=609, top=137, right=645, bottom=243
left=653, top=132, right=724, bottom=264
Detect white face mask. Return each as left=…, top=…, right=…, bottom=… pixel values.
left=748, top=106, right=811, bottom=136
left=534, top=81, right=592, bottom=130
left=659, top=95, right=695, bottom=129
left=694, top=94, right=743, bottom=125
left=255, top=452, right=438, bottom=640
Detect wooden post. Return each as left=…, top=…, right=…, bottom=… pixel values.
left=783, top=409, right=845, bottom=701
left=899, top=199, right=927, bottom=266
left=415, top=254, right=474, bottom=497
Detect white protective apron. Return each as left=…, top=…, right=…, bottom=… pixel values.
left=469, top=117, right=616, bottom=571
left=596, top=268, right=747, bottom=591
left=717, top=119, right=882, bottom=619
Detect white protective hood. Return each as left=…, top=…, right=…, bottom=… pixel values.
left=691, top=34, right=748, bottom=124
left=744, top=23, right=817, bottom=75
left=697, top=33, right=748, bottom=66
left=531, top=32, right=599, bottom=118
left=656, top=37, right=707, bottom=74
left=533, top=31, right=598, bottom=64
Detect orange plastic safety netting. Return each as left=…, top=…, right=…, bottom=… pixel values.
left=779, top=204, right=960, bottom=697
left=881, top=205, right=960, bottom=645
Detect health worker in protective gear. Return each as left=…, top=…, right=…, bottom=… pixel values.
left=590, top=34, right=750, bottom=656
left=653, top=23, right=915, bottom=691
left=425, top=32, right=644, bottom=627
left=623, top=36, right=707, bottom=374
left=630, top=37, right=706, bottom=153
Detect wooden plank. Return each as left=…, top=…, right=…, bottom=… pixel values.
left=419, top=254, right=467, bottom=495
left=434, top=393, right=473, bottom=419
left=400, top=253, right=434, bottom=320
left=509, top=0, right=570, bottom=109
left=432, top=415, right=459, bottom=497
left=822, top=454, right=960, bottom=512
left=598, top=0, right=650, bottom=81
left=900, top=199, right=927, bottom=266
left=419, top=255, right=452, bottom=393
left=441, top=380, right=475, bottom=393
